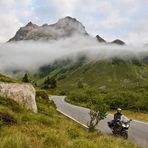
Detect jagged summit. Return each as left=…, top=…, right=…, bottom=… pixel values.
left=57, top=16, right=77, bottom=23
left=8, top=16, right=88, bottom=42
left=111, top=39, right=125, bottom=45
left=96, top=35, right=106, bottom=43
left=8, top=16, right=126, bottom=45
left=26, top=22, right=33, bottom=26
left=95, top=35, right=125, bottom=45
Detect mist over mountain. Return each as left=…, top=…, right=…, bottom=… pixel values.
left=0, top=16, right=147, bottom=75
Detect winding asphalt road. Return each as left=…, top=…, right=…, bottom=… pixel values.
left=50, top=96, right=148, bottom=148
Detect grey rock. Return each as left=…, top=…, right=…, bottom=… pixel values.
left=0, top=83, right=37, bottom=113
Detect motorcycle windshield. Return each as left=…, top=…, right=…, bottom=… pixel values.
left=121, top=115, right=129, bottom=123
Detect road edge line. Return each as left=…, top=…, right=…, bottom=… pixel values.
left=57, top=109, right=88, bottom=128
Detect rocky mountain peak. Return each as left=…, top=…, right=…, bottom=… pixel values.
left=111, top=39, right=125, bottom=45
left=26, top=21, right=33, bottom=26
left=55, top=16, right=88, bottom=35
left=8, top=16, right=88, bottom=42
left=96, top=35, right=106, bottom=43
left=58, top=16, right=77, bottom=22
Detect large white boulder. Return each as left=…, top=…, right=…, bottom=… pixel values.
left=0, top=83, right=37, bottom=113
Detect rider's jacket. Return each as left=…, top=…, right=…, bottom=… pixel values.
left=114, top=112, right=122, bottom=121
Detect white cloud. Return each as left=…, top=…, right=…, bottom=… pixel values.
left=98, top=13, right=129, bottom=29
left=122, top=21, right=148, bottom=45
left=51, top=0, right=79, bottom=16
left=0, top=37, right=147, bottom=73
left=0, top=0, right=32, bottom=42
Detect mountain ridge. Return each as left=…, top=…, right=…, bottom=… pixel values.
left=8, top=16, right=88, bottom=42
left=8, top=16, right=125, bottom=45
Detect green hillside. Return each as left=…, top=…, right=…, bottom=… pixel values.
left=0, top=74, right=17, bottom=83
left=34, top=58, right=148, bottom=112
left=58, top=60, right=148, bottom=89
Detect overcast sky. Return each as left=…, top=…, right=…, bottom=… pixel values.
left=0, top=0, right=148, bottom=45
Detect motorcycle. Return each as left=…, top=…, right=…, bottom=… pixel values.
left=108, top=115, right=132, bottom=139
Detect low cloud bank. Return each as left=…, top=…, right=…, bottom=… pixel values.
left=0, top=36, right=148, bottom=73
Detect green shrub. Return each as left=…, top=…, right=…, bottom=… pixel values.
left=68, top=93, right=90, bottom=104
left=104, top=91, right=148, bottom=112
left=59, top=89, right=68, bottom=95
left=36, top=90, right=49, bottom=101
left=88, top=100, right=108, bottom=132
left=42, top=77, right=57, bottom=89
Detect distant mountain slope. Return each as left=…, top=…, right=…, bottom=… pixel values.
left=57, top=60, right=147, bottom=89
left=0, top=74, right=17, bottom=83
left=8, top=16, right=88, bottom=42
left=35, top=56, right=148, bottom=90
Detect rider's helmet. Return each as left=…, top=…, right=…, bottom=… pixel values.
left=117, top=108, right=122, bottom=113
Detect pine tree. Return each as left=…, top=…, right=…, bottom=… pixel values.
left=43, top=77, right=57, bottom=89
left=22, top=73, right=29, bottom=83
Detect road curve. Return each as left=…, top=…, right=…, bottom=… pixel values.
left=50, top=96, right=148, bottom=148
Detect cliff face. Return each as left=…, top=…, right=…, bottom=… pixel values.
left=0, top=83, right=37, bottom=113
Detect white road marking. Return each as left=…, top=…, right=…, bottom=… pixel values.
left=57, top=109, right=88, bottom=128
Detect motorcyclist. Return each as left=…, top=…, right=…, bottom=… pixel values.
left=108, top=108, right=132, bottom=139
left=114, top=108, right=122, bottom=121
left=109, top=108, right=122, bottom=127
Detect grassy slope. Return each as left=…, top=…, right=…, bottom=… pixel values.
left=0, top=95, right=138, bottom=148
left=0, top=74, right=18, bottom=83
left=58, top=61, right=148, bottom=90
left=57, top=61, right=148, bottom=100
